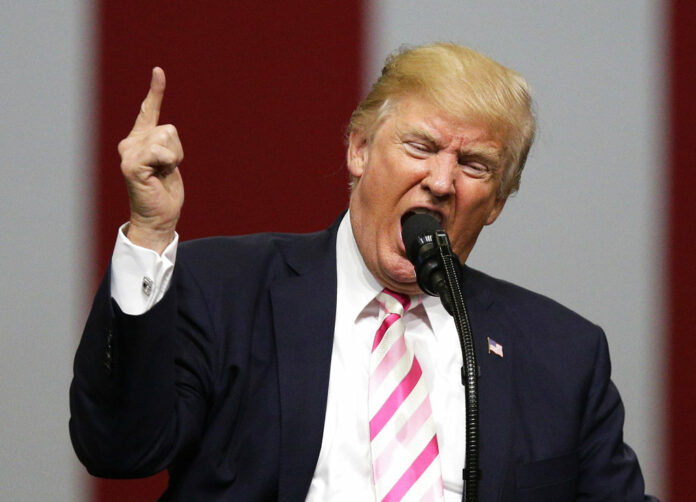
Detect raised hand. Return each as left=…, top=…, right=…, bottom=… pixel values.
left=118, top=67, right=184, bottom=253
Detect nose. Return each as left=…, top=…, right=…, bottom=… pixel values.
left=422, top=153, right=456, bottom=198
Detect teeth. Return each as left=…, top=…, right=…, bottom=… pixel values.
left=411, top=208, right=442, bottom=224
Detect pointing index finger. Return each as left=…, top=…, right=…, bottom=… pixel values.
left=132, top=66, right=166, bottom=133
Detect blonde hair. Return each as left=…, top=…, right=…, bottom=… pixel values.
left=348, top=43, right=535, bottom=198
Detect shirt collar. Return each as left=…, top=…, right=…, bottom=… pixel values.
left=336, top=210, right=381, bottom=325
left=420, top=294, right=453, bottom=341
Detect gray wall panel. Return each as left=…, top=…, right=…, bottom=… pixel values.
left=0, top=1, right=93, bottom=500
left=367, top=1, right=665, bottom=495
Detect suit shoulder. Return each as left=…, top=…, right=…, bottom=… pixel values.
left=466, top=267, right=602, bottom=337
left=175, top=229, right=332, bottom=284
left=178, top=232, right=294, bottom=259
left=467, top=268, right=607, bottom=380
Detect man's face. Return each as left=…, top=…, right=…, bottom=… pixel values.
left=347, top=95, right=508, bottom=295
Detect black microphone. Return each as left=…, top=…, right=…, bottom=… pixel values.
left=402, top=213, right=460, bottom=314
left=403, top=214, right=480, bottom=498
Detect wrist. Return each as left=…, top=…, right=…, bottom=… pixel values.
left=125, top=220, right=176, bottom=255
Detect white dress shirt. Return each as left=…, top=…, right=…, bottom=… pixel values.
left=110, top=223, right=178, bottom=315
left=110, top=213, right=465, bottom=500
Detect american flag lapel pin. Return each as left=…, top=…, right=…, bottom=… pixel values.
left=487, top=337, right=504, bottom=358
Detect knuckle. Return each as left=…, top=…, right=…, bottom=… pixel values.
left=160, top=124, right=178, bottom=141
left=153, top=129, right=169, bottom=145
left=117, top=138, right=130, bottom=154
left=120, top=160, right=134, bottom=176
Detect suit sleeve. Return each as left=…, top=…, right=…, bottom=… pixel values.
left=577, top=329, right=659, bottom=501
left=69, top=261, right=217, bottom=478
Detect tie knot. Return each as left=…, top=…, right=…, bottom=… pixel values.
left=377, top=288, right=415, bottom=316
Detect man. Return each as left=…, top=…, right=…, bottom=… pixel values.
left=70, top=43, right=657, bottom=501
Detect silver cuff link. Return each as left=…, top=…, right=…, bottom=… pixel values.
left=142, top=276, right=154, bottom=297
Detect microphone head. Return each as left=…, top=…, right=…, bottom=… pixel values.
left=401, top=213, right=441, bottom=264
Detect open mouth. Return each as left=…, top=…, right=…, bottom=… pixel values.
left=399, top=208, right=445, bottom=255
left=400, top=208, right=444, bottom=227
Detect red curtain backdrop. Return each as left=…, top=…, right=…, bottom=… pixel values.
left=95, top=2, right=362, bottom=499
left=668, top=2, right=696, bottom=500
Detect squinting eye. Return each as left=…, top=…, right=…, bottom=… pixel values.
left=461, top=162, right=489, bottom=175
left=407, top=142, right=430, bottom=152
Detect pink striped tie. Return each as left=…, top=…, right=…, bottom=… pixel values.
left=369, top=289, right=444, bottom=502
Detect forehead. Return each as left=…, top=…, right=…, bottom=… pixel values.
left=384, top=96, right=505, bottom=156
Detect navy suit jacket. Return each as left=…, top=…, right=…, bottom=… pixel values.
left=70, top=216, right=657, bottom=501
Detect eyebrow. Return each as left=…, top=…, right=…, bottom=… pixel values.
left=459, top=145, right=503, bottom=169
left=397, top=125, right=440, bottom=145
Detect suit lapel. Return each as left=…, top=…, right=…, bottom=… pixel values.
left=463, top=270, right=515, bottom=502
left=270, top=225, right=338, bottom=502
left=268, top=225, right=519, bottom=501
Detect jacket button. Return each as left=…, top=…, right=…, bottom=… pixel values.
left=104, top=329, right=113, bottom=374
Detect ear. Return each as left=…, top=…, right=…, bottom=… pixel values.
left=484, top=197, right=507, bottom=226
left=347, top=130, right=368, bottom=178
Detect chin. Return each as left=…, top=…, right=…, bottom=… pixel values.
left=382, top=255, right=418, bottom=288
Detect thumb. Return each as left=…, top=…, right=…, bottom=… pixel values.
left=131, top=67, right=166, bottom=133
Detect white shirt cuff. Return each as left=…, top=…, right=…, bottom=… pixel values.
left=110, top=223, right=178, bottom=315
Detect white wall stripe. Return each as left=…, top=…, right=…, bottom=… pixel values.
left=366, top=1, right=665, bottom=496
left=0, top=1, right=93, bottom=500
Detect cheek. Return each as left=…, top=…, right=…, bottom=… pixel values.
left=366, top=164, right=410, bottom=204
left=450, top=186, right=499, bottom=235
left=456, top=180, right=499, bottom=210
